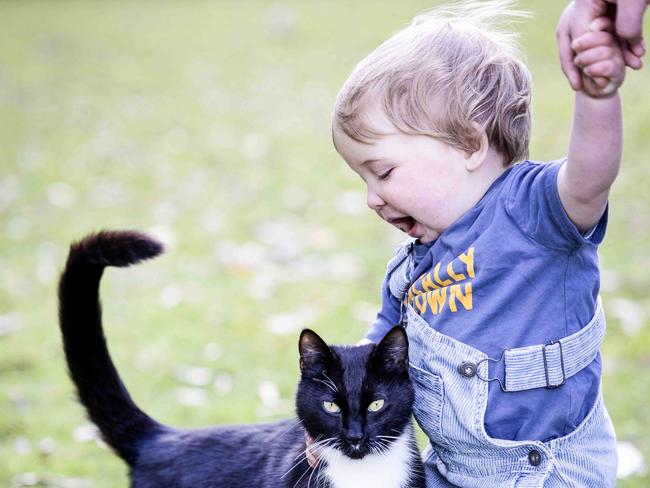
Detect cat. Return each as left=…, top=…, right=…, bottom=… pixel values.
left=57, top=230, right=426, bottom=488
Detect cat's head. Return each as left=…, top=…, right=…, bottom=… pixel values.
left=295, top=326, right=413, bottom=460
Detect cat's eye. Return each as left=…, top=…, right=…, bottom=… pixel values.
left=367, top=399, right=385, bottom=412
left=322, top=401, right=341, bottom=414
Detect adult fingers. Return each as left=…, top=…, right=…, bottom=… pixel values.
left=622, top=42, right=645, bottom=68
left=615, top=0, right=648, bottom=46
left=557, top=7, right=582, bottom=90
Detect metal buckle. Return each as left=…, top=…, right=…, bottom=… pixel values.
left=542, top=340, right=566, bottom=389
left=476, top=349, right=510, bottom=392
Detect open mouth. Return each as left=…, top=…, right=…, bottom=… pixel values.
left=388, top=217, right=416, bottom=236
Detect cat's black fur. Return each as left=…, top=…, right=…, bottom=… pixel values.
left=58, top=230, right=425, bottom=488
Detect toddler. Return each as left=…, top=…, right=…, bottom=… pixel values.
left=332, top=2, right=626, bottom=486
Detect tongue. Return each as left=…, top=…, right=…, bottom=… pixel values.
left=405, top=219, right=418, bottom=237
left=394, top=217, right=415, bottom=234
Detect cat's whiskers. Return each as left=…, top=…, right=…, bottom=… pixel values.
left=371, top=434, right=403, bottom=457
left=332, top=444, right=343, bottom=473
left=292, top=433, right=324, bottom=462
left=369, top=441, right=383, bottom=457
left=315, top=452, right=329, bottom=488
left=380, top=442, right=392, bottom=455
left=369, top=438, right=392, bottom=457
left=291, top=440, right=338, bottom=488
left=291, top=462, right=314, bottom=488
left=374, top=438, right=398, bottom=447
left=284, top=452, right=316, bottom=478
left=290, top=433, right=336, bottom=462
left=310, top=436, right=338, bottom=459
left=306, top=456, right=320, bottom=488
left=310, top=454, right=323, bottom=488
left=312, top=378, right=336, bottom=392
left=376, top=434, right=401, bottom=440
left=323, top=443, right=341, bottom=475
left=294, top=434, right=337, bottom=462
left=321, top=371, right=339, bottom=392
left=282, top=436, right=337, bottom=480
left=368, top=443, right=378, bottom=456
left=312, top=371, right=339, bottom=393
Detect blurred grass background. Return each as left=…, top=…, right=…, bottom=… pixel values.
left=1, top=1, right=649, bottom=486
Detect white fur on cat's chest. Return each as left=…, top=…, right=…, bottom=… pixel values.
left=320, top=432, right=415, bottom=488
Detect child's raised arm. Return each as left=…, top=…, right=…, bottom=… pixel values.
left=557, top=17, right=625, bottom=232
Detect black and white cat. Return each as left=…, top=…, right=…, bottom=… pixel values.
left=57, top=230, right=425, bottom=488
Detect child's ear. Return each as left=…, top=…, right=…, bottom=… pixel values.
left=464, top=124, right=489, bottom=172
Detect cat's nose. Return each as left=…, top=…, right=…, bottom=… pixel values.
left=346, top=434, right=363, bottom=444
left=347, top=437, right=363, bottom=451
left=345, top=423, right=364, bottom=445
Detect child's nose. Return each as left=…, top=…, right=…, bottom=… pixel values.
left=366, top=189, right=385, bottom=210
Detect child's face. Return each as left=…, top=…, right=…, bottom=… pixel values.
left=333, top=116, right=478, bottom=243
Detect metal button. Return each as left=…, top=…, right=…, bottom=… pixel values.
left=458, top=362, right=477, bottom=378
left=528, top=449, right=542, bottom=466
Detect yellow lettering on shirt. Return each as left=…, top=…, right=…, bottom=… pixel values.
left=407, top=281, right=425, bottom=302
left=433, top=263, right=453, bottom=287
left=414, top=293, right=428, bottom=314
left=405, top=247, right=476, bottom=316
left=426, top=288, right=447, bottom=314
left=421, top=273, right=439, bottom=292
left=448, top=283, right=473, bottom=312
left=458, top=247, right=475, bottom=278
left=447, top=262, right=466, bottom=282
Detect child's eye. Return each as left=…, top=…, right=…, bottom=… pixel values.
left=367, top=399, right=385, bottom=412
left=377, top=169, right=394, bottom=180
left=322, top=401, right=341, bottom=414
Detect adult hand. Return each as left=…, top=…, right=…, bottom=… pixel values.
left=557, top=0, right=648, bottom=91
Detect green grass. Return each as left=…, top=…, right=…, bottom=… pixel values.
left=1, top=1, right=649, bottom=486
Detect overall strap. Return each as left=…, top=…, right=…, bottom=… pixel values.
left=503, top=298, right=606, bottom=392
left=387, top=239, right=416, bottom=300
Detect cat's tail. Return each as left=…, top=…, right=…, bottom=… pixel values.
left=58, top=230, right=165, bottom=466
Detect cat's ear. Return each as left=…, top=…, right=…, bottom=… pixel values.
left=299, top=329, right=333, bottom=372
left=371, top=326, right=409, bottom=375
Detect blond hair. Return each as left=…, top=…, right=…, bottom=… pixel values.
left=334, top=1, right=532, bottom=165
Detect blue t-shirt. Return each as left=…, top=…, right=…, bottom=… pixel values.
left=367, top=160, right=607, bottom=442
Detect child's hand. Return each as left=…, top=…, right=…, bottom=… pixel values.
left=305, top=432, right=320, bottom=468
left=572, top=17, right=626, bottom=98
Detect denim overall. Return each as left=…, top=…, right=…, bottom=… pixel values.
left=389, top=245, right=618, bottom=487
